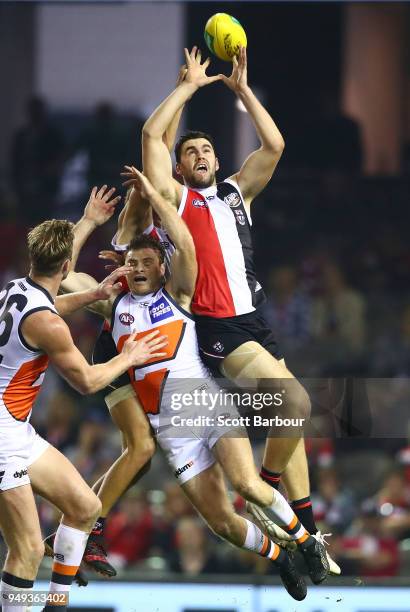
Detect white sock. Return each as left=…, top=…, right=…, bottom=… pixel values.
left=48, top=523, right=88, bottom=600
left=1, top=571, right=33, bottom=612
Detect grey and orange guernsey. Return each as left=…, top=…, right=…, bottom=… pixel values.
left=110, top=286, right=242, bottom=484
left=0, top=277, right=52, bottom=491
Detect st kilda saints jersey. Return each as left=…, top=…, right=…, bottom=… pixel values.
left=178, top=178, right=265, bottom=318
left=0, top=277, right=57, bottom=428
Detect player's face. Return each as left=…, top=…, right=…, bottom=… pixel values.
left=176, top=138, right=219, bottom=189
left=125, top=248, right=165, bottom=295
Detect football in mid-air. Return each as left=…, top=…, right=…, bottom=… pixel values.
left=204, top=13, right=247, bottom=62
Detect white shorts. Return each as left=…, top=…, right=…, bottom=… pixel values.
left=155, top=379, right=245, bottom=485
left=0, top=422, right=49, bottom=492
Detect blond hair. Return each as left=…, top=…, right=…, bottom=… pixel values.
left=27, top=219, right=74, bottom=276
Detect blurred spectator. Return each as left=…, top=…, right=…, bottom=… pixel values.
left=105, top=490, right=154, bottom=569
left=335, top=499, right=400, bottom=577
left=375, top=468, right=410, bottom=541
left=76, top=102, right=134, bottom=189
left=262, top=265, right=312, bottom=349
left=169, top=517, right=223, bottom=575
left=312, top=261, right=366, bottom=356
left=311, top=467, right=356, bottom=533
left=11, top=96, right=65, bottom=222
left=371, top=304, right=410, bottom=376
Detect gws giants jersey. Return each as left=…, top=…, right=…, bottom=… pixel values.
left=178, top=178, right=265, bottom=318
left=110, top=288, right=210, bottom=426
left=0, top=277, right=57, bottom=429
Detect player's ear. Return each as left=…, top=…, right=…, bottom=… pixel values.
left=175, top=162, right=182, bottom=176
left=215, top=157, right=220, bottom=172
left=160, top=262, right=166, bottom=282
left=61, top=259, right=70, bottom=278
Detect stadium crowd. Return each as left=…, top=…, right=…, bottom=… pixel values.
left=1, top=96, right=410, bottom=579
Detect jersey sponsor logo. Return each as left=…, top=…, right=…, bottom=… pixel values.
left=206, top=195, right=215, bottom=201
left=234, top=209, right=246, bottom=226
left=174, top=460, right=194, bottom=478
left=192, top=198, right=208, bottom=208
left=224, top=191, right=241, bottom=208
left=149, top=296, right=173, bottom=324
left=119, top=312, right=135, bottom=325
left=213, top=341, right=224, bottom=353
left=13, top=469, right=28, bottom=479
left=54, top=553, right=65, bottom=562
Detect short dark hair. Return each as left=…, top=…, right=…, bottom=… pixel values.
left=27, top=219, right=74, bottom=276
left=127, top=235, right=165, bottom=264
left=174, top=130, right=215, bottom=163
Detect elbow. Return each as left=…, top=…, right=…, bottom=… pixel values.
left=268, top=137, right=285, bottom=155
left=142, top=122, right=159, bottom=141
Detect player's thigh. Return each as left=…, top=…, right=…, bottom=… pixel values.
left=109, top=392, right=154, bottom=451
left=28, top=445, right=99, bottom=519
left=181, top=463, right=233, bottom=526
left=222, top=341, right=294, bottom=381
left=0, top=485, right=42, bottom=552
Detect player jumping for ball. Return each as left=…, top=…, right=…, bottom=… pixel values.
left=141, top=46, right=340, bottom=574
left=64, top=168, right=332, bottom=600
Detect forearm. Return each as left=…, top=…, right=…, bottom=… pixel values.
left=55, top=287, right=103, bottom=316
left=71, top=218, right=97, bottom=270
left=116, top=188, right=151, bottom=245
left=148, top=189, right=191, bottom=249
left=163, top=105, right=184, bottom=152
left=143, top=82, right=197, bottom=139
left=237, top=86, right=284, bottom=152
left=83, top=353, right=131, bottom=394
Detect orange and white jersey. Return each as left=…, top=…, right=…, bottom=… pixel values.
left=0, top=277, right=57, bottom=430
left=110, top=287, right=210, bottom=427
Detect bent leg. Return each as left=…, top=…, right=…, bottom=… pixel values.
left=96, top=391, right=155, bottom=517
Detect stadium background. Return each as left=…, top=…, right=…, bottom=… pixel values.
left=1, top=1, right=410, bottom=610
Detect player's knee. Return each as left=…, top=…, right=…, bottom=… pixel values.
left=127, top=434, right=156, bottom=464
left=209, top=513, right=236, bottom=541
left=234, top=479, right=261, bottom=504
left=288, top=384, right=311, bottom=421
left=75, top=493, right=101, bottom=524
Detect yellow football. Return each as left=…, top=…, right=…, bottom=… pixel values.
left=204, top=13, right=247, bottom=62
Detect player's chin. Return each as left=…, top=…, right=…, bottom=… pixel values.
left=191, top=173, right=214, bottom=189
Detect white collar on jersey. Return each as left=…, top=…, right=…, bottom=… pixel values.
left=129, top=290, right=158, bottom=306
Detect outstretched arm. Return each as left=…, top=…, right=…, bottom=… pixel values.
left=22, top=310, right=167, bottom=395
left=221, top=47, right=284, bottom=207
left=142, top=47, right=221, bottom=206
left=115, top=68, right=188, bottom=247
left=70, top=185, right=121, bottom=271
left=122, top=167, right=197, bottom=306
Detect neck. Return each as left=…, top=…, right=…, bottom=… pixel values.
left=29, top=270, right=62, bottom=300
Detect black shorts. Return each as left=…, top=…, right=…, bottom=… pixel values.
left=194, top=309, right=283, bottom=374
left=92, top=326, right=130, bottom=391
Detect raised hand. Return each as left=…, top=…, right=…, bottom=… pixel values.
left=121, top=166, right=156, bottom=201
left=83, top=185, right=121, bottom=226
left=183, top=46, right=222, bottom=89
left=176, top=64, right=188, bottom=86
left=219, top=46, right=248, bottom=94
left=98, top=250, right=125, bottom=272
left=122, top=330, right=168, bottom=367
left=94, top=265, right=132, bottom=300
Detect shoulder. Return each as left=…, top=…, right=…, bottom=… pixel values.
left=22, top=309, right=70, bottom=352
